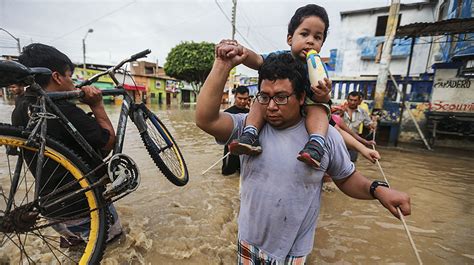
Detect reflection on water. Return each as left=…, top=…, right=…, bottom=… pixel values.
left=0, top=99, right=473, bottom=264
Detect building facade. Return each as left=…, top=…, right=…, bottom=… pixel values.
left=333, top=0, right=473, bottom=147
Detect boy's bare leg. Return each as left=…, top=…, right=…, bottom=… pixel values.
left=297, top=105, right=329, bottom=168
left=228, top=101, right=264, bottom=155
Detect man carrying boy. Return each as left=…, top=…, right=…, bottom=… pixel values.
left=196, top=48, right=411, bottom=264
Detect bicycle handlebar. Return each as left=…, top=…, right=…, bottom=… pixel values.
left=47, top=88, right=126, bottom=101
left=77, top=49, right=151, bottom=88
left=130, top=49, right=151, bottom=61
left=47, top=90, right=85, bottom=101
left=101, top=89, right=127, bottom=96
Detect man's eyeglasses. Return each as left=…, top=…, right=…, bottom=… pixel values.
left=256, top=93, right=295, bottom=105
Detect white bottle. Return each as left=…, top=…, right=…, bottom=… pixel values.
left=306, top=49, right=328, bottom=86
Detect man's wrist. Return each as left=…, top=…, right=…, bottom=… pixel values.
left=89, top=101, right=104, bottom=110
left=213, top=59, right=234, bottom=71
left=370, top=180, right=390, bottom=199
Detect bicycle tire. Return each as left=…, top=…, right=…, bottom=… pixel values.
left=0, top=123, right=108, bottom=264
left=139, top=107, right=189, bottom=186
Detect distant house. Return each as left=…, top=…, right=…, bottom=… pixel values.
left=130, top=60, right=186, bottom=105
left=335, top=1, right=437, bottom=77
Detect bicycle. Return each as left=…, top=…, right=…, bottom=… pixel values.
left=0, top=49, right=189, bottom=264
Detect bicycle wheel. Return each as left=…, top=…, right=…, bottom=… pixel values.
left=139, top=107, right=189, bottom=186
left=0, top=124, right=108, bottom=264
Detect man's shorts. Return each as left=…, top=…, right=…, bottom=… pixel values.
left=238, top=239, right=307, bottom=265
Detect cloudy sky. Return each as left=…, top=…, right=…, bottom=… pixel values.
left=0, top=0, right=419, bottom=75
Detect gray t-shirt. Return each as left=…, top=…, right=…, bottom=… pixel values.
left=223, top=113, right=355, bottom=260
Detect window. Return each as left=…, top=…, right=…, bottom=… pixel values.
left=375, top=14, right=402, bottom=36
left=460, top=59, right=474, bottom=77
left=145, top=66, right=154, bottom=75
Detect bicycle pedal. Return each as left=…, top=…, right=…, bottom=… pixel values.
left=60, top=236, right=84, bottom=248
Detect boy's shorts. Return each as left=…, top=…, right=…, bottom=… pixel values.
left=303, top=96, right=331, bottom=119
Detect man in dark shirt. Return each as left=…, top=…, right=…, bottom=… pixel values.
left=12, top=44, right=115, bottom=163
left=12, top=43, right=121, bottom=244
left=222, top=86, right=250, bottom=175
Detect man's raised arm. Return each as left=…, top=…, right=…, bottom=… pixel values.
left=195, top=46, right=246, bottom=142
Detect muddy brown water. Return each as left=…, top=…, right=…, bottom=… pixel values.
left=0, top=100, right=472, bottom=264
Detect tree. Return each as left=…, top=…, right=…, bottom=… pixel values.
left=164, top=41, right=215, bottom=96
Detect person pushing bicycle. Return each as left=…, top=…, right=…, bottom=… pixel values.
left=12, top=43, right=123, bottom=246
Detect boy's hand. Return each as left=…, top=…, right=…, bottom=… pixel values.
left=214, top=40, right=248, bottom=68
left=215, top=39, right=243, bottom=59
left=311, top=77, right=332, bottom=103
left=360, top=147, right=380, bottom=163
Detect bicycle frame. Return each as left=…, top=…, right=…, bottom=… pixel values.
left=101, top=89, right=148, bottom=155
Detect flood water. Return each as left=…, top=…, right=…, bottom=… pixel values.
left=0, top=99, right=473, bottom=264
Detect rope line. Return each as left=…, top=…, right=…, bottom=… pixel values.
left=371, top=130, right=423, bottom=265
left=201, top=152, right=230, bottom=175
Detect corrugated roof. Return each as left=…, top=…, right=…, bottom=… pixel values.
left=395, top=18, right=474, bottom=37
left=340, top=1, right=435, bottom=17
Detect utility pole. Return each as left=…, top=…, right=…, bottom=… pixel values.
left=373, top=0, right=400, bottom=110
left=231, top=0, right=237, bottom=40
left=228, top=0, right=238, bottom=103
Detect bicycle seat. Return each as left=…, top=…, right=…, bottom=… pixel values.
left=0, top=60, right=51, bottom=87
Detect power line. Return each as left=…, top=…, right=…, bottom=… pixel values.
left=214, top=0, right=257, bottom=51
left=238, top=6, right=253, bottom=26
left=234, top=5, right=281, bottom=51
left=245, top=26, right=280, bottom=52
left=50, top=1, right=136, bottom=43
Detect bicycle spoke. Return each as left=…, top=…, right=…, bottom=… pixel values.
left=3, top=232, right=20, bottom=249
left=163, top=150, right=182, bottom=175
left=0, top=232, right=13, bottom=247
left=35, top=230, right=77, bottom=264
left=4, top=151, right=14, bottom=208
left=22, top=150, right=29, bottom=204
left=15, top=232, right=35, bottom=264
left=6, top=146, right=13, bottom=183
left=0, top=184, right=7, bottom=210
left=141, top=114, right=188, bottom=185
left=18, top=176, right=36, bottom=209
left=12, top=150, right=38, bottom=210
left=20, top=232, right=30, bottom=260
left=39, top=157, right=59, bottom=195
left=147, top=120, right=184, bottom=176
left=52, top=169, right=74, bottom=193
left=24, top=157, right=30, bottom=205
left=42, top=170, right=75, bottom=208
left=44, top=196, right=89, bottom=218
